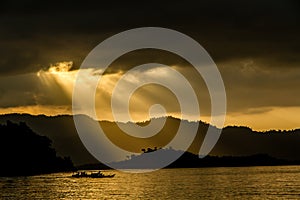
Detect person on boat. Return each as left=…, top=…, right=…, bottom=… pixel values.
left=80, top=171, right=87, bottom=176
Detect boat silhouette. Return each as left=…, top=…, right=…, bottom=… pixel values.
left=72, top=171, right=115, bottom=178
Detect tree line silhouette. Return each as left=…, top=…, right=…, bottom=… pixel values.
left=0, top=114, right=299, bottom=167
left=0, top=121, right=74, bottom=177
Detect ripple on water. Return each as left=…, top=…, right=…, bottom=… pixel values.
left=0, top=166, right=299, bottom=199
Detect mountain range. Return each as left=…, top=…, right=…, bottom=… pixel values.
left=0, top=114, right=299, bottom=166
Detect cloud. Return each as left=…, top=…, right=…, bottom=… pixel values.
left=0, top=58, right=299, bottom=119
left=0, top=105, right=72, bottom=116
left=0, top=0, right=299, bottom=75
left=0, top=0, right=299, bottom=130
left=224, top=106, right=300, bottom=131
left=0, top=62, right=208, bottom=120
left=219, top=59, right=300, bottom=112
left=0, top=62, right=73, bottom=108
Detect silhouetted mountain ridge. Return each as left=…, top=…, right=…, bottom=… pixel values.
left=0, top=113, right=299, bottom=166
left=78, top=148, right=300, bottom=170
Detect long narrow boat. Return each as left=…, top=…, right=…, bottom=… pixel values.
left=72, top=171, right=115, bottom=178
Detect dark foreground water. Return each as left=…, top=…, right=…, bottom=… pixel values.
left=1, top=166, right=299, bottom=199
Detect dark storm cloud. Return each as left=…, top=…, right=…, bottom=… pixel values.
left=220, top=60, right=300, bottom=112
left=0, top=0, right=299, bottom=75
left=0, top=73, right=71, bottom=108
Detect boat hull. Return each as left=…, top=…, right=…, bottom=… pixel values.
left=72, top=172, right=115, bottom=178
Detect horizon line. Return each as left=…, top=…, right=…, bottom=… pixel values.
left=0, top=112, right=299, bottom=132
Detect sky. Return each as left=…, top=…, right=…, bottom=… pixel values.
left=0, top=0, right=299, bottom=131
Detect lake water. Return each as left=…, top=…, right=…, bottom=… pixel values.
left=1, top=166, right=299, bottom=199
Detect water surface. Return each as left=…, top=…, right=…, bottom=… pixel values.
left=1, top=166, right=299, bottom=199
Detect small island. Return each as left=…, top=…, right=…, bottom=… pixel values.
left=80, top=147, right=300, bottom=170
left=0, top=121, right=75, bottom=177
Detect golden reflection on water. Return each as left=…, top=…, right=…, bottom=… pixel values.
left=0, top=166, right=300, bottom=199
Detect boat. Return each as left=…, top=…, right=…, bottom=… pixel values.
left=90, top=171, right=115, bottom=178
left=72, top=171, right=89, bottom=178
left=72, top=171, right=115, bottom=178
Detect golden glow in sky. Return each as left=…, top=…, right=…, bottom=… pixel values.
left=0, top=61, right=298, bottom=131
